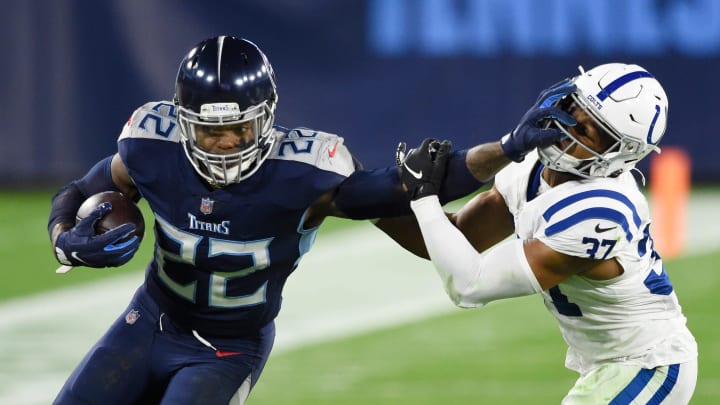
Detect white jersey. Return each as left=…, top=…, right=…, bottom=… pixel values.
left=495, top=151, right=697, bottom=374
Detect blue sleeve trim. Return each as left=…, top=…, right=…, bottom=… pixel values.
left=526, top=161, right=545, bottom=202
left=644, top=268, right=674, bottom=296
left=542, top=189, right=641, bottom=228
left=544, top=207, right=633, bottom=241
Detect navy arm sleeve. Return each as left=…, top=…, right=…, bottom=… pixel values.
left=47, top=156, right=120, bottom=234
left=334, top=149, right=482, bottom=219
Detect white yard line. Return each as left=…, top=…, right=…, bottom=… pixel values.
left=681, top=192, right=720, bottom=254
left=0, top=193, right=717, bottom=405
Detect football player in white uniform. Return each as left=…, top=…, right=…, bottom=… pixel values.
left=397, top=63, right=698, bottom=404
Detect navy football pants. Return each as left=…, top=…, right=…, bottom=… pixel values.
left=53, top=286, right=275, bottom=404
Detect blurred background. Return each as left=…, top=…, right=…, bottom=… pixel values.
left=3, top=0, right=720, bottom=185
left=2, top=1, right=720, bottom=404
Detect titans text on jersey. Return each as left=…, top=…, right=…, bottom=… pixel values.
left=120, top=101, right=356, bottom=336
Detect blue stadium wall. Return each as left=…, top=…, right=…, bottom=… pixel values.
left=3, top=0, right=719, bottom=185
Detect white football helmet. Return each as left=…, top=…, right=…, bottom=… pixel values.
left=538, top=63, right=668, bottom=178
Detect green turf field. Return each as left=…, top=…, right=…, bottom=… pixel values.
left=1, top=190, right=718, bottom=404
left=252, top=250, right=720, bottom=404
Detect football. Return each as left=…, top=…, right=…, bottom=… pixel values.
left=76, top=191, right=145, bottom=242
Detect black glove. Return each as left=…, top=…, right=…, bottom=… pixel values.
left=54, top=202, right=140, bottom=268
left=396, top=138, right=452, bottom=200
left=500, top=79, right=578, bottom=162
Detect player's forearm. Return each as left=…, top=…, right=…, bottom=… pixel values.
left=48, top=156, right=120, bottom=248
left=48, top=182, right=85, bottom=245
left=50, top=222, right=73, bottom=248
left=332, top=150, right=484, bottom=220
left=373, top=215, right=430, bottom=259
left=410, top=195, right=485, bottom=305
left=464, top=141, right=512, bottom=183
left=410, top=195, right=541, bottom=307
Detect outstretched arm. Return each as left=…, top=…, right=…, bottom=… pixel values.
left=411, top=194, right=616, bottom=306
left=463, top=142, right=509, bottom=183
left=373, top=139, right=510, bottom=258
left=306, top=146, right=485, bottom=228
left=373, top=184, right=514, bottom=259
left=377, top=79, right=578, bottom=259
left=400, top=148, right=589, bottom=306
left=397, top=93, right=613, bottom=306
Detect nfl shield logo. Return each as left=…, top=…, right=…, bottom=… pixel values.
left=200, top=197, right=214, bottom=215
left=125, top=309, right=140, bottom=325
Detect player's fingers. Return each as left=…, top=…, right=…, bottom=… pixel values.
left=106, top=234, right=139, bottom=252
left=538, top=81, right=576, bottom=108
left=544, top=107, right=577, bottom=126
left=536, top=128, right=566, bottom=146
left=97, top=223, right=137, bottom=245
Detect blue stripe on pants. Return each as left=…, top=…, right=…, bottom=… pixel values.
left=647, top=364, right=680, bottom=405
left=608, top=364, right=681, bottom=405
left=609, top=368, right=656, bottom=405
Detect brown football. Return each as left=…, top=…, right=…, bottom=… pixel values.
left=76, top=191, right=145, bottom=241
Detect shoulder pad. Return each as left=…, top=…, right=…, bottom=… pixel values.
left=538, top=188, right=643, bottom=258
left=119, top=101, right=181, bottom=143
left=495, top=153, right=540, bottom=215
left=269, top=128, right=355, bottom=177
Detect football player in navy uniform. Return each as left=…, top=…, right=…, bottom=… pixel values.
left=48, top=35, right=569, bottom=404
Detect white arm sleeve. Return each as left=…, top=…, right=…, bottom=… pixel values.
left=411, top=196, right=542, bottom=308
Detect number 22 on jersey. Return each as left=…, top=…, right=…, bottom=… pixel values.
left=154, top=215, right=271, bottom=309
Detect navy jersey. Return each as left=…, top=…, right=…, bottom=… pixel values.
left=118, top=101, right=356, bottom=337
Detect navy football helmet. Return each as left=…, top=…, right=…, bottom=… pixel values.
left=175, top=36, right=278, bottom=185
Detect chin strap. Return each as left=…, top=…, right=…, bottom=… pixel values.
left=631, top=167, right=647, bottom=186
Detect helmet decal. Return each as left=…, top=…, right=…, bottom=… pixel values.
left=647, top=104, right=661, bottom=145
left=538, top=63, right=668, bottom=179
left=217, top=36, right=226, bottom=81
left=595, top=71, right=654, bottom=101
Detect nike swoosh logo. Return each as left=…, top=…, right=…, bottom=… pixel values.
left=595, top=224, right=617, bottom=233
left=215, top=350, right=243, bottom=358
left=328, top=142, right=339, bottom=158
left=71, top=251, right=89, bottom=265
left=403, top=162, right=423, bottom=179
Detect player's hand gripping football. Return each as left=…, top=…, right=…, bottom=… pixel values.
left=54, top=202, right=140, bottom=268
left=396, top=138, right=452, bottom=200
left=500, top=79, right=578, bottom=162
